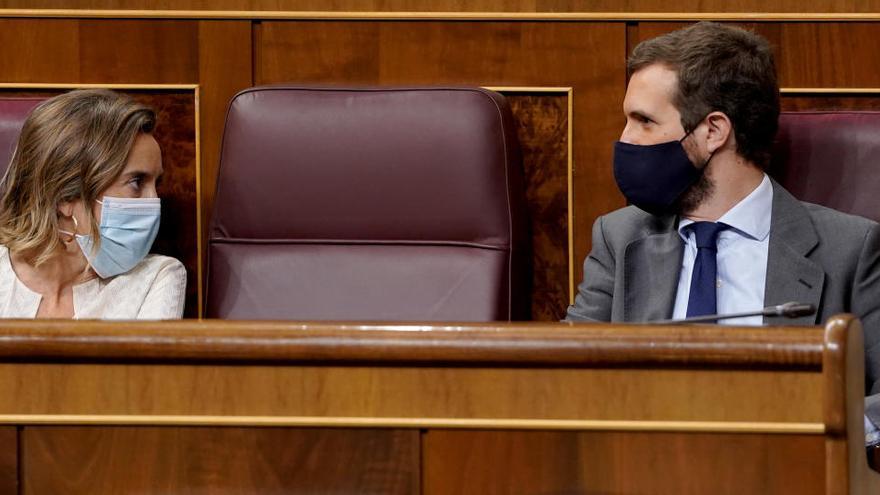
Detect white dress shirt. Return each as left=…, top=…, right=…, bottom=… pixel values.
left=672, top=174, right=773, bottom=325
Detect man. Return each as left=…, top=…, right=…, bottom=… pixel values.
left=564, top=22, right=880, bottom=440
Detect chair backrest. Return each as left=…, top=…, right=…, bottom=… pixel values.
left=0, top=98, right=45, bottom=176
left=207, top=86, right=529, bottom=321
left=771, top=111, right=880, bottom=223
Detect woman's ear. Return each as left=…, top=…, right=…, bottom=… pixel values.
left=57, top=201, right=74, bottom=219
left=705, top=111, right=734, bottom=154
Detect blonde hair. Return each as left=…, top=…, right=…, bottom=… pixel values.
left=0, top=89, right=156, bottom=266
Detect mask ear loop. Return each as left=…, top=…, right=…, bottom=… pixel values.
left=678, top=127, right=696, bottom=143
left=679, top=120, right=716, bottom=170
left=59, top=215, right=78, bottom=244
left=61, top=214, right=97, bottom=280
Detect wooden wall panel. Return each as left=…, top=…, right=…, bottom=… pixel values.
left=23, top=426, right=419, bottom=494
left=775, top=24, right=880, bottom=87
left=0, top=363, right=823, bottom=423
left=631, top=22, right=880, bottom=89
left=0, top=427, right=16, bottom=495
left=0, top=0, right=542, bottom=11
left=541, top=0, right=880, bottom=13
left=257, top=21, right=626, bottom=309
left=3, top=0, right=880, bottom=13
left=0, top=20, right=81, bottom=82
left=781, top=95, right=880, bottom=111
left=77, top=20, right=199, bottom=83
left=422, top=430, right=825, bottom=495
left=507, top=94, right=569, bottom=320
left=0, top=19, right=199, bottom=85
left=197, top=21, right=253, bottom=230
left=197, top=21, right=253, bottom=314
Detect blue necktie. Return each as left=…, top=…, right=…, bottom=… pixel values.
left=686, top=222, right=728, bottom=318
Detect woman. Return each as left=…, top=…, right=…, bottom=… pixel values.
left=0, top=89, right=186, bottom=318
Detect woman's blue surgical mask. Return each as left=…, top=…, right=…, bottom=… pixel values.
left=69, top=197, right=161, bottom=278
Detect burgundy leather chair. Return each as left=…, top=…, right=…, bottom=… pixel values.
left=771, top=111, right=880, bottom=223
left=0, top=98, right=45, bottom=175
left=206, top=86, right=529, bottom=321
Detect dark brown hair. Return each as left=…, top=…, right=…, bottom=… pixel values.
left=0, top=89, right=155, bottom=265
left=628, top=22, right=780, bottom=168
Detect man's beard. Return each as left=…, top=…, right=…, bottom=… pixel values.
left=674, top=172, right=715, bottom=215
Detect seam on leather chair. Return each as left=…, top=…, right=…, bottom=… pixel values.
left=209, top=238, right=511, bottom=250
left=233, top=85, right=503, bottom=96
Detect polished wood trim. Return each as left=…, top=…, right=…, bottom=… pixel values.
left=567, top=89, right=575, bottom=304
left=4, top=10, right=880, bottom=21
left=821, top=315, right=880, bottom=494
left=782, top=88, right=880, bottom=94
left=0, top=427, right=13, bottom=495
left=193, top=86, right=203, bottom=319
left=0, top=414, right=827, bottom=433
left=485, top=86, right=575, bottom=304
left=0, top=319, right=824, bottom=367
left=484, top=87, right=572, bottom=93
left=0, top=364, right=823, bottom=422
left=823, top=315, right=854, bottom=494
left=0, top=82, right=199, bottom=90
left=822, top=316, right=857, bottom=437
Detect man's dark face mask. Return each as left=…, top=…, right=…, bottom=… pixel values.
left=612, top=126, right=713, bottom=216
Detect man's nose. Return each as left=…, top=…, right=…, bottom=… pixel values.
left=619, top=123, right=637, bottom=145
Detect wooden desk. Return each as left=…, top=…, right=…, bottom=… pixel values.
left=0, top=316, right=876, bottom=494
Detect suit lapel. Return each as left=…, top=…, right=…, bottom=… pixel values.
left=624, top=216, right=683, bottom=322
left=763, top=180, right=825, bottom=325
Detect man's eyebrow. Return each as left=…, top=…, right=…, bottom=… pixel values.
left=627, top=110, right=654, bottom=121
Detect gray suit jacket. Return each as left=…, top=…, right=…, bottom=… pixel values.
left=566, top=180, right=880, bottom=401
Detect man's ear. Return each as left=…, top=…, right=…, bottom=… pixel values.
left=705, top=111, right=733, bottom=154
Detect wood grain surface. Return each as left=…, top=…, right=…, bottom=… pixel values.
left=506, top=93, right=570, bottom=320
left=0, top=320, right=825, bottom=367
left=2, top=0, right=880, bottom=14
left=0, top=321, right=835, bottom=423
left=781, top=94, right=880, bottom=111
left=822, top=316, right=867, bottom=495
left=0, top=363, right=824, bottom=423
left=0, top=321, right=830, bottom=425
left=630, top=22, right=880, bottom=88
left=196, top=20, right=253, bottom=306
left=0, top=19, right=199, bottom=84
left=22, top=426, right=419, bottom=495
left=0, top=427, right=16, bottom=495
left=1, top=317, right=866, bottom=493
left=422, top=429, right=825, bottom=495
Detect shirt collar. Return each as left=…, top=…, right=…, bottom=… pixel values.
left=678, top=173, right=773, bottom=241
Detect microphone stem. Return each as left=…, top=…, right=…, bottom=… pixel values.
left=654, top=311, right=766, bottom=325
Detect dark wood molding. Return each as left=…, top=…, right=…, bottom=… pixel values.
left=0, top=319, right=824, bottom=368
